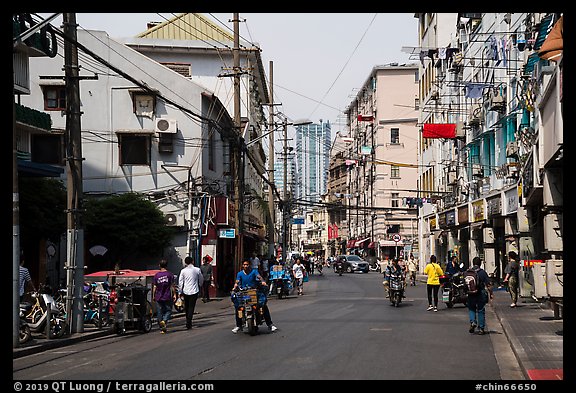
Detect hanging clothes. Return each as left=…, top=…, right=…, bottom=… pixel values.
left=464, top=83, right=490, bottom=99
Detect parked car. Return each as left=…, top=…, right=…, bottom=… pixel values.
left=333, top=255, right=369, bottom=273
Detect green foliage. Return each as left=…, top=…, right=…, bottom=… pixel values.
left=83, top=193, right=175, bottom=263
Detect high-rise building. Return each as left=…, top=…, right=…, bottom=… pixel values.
left=295, top=121, right=331, bottom=203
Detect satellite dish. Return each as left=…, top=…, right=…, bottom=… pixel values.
left=89, top=245, right=108, bottom=256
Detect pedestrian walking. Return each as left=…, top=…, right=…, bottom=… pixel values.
left=467, top=256, right=493, bottom=335
left=407, top=254, right=418, bottom=286
left=200, top=255, right=214, bottom=302
left=503, top=250, right=520, bottom=308
left=178, top=256, right=203, bottom=330
left=19, top=259, right=36, bottom=302
left=152, top=259, right=177, bottom=333
left=292, top=258, right=306, bottom=296
left=424, top=255, right=443, bottom=312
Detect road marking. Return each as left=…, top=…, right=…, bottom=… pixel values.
left=369, top=328, right=392, bottom=331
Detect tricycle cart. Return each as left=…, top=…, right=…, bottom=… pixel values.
left=114, top=285, right=153, bottom=334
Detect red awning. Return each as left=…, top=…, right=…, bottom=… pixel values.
left=423, top=123, right=456, bottom=139
left=346, top=240, right=356, bottom=248
left=85, top=269, right=160, bottom=278
left=368, top=242, right=376, bottom=249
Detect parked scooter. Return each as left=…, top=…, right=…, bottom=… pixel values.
left=19, top=305, right=32, bottom=344
left=24, top=290, right=67, bottom=339
left=439, top=263, right=468, bottom=308
left=388, top=272, right=405, bottom=307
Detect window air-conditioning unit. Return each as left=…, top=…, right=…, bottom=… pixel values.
left=155, top=118, right=178, bottom=133
left=165, top=212, right=185, bottom=227
left=468, top=103, right=482, bottom=125
left=488, top=89, right=506, bottom=110
left=472, top=163, right=483, bottom=177
left=506, top=141, right=519, bottom=158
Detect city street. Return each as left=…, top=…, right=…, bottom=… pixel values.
left=14, top=269, right=510, bottom=380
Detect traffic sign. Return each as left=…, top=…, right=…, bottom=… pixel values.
left=392, top=234, right=401, bottom=242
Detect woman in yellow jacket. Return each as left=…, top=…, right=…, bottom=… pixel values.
left=424, top=255, right=444, bottom=312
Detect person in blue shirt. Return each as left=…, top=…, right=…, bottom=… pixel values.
left=232, top=259, right=277, bottom=333
left=467, top=257, right=493, bottom=335
left=445, top=256, right=460, bottom=275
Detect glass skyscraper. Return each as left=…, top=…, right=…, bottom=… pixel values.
left=295, top=121, right=331, bottom=203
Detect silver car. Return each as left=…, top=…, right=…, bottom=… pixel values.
left=334, top=255, right=370, bottom=273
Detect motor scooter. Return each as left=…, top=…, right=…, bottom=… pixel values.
left=388, top=272, right=405, bottom=307
left=19, top=305, right=32, bottom=344
left=439, top=264, right=468, bottom=308
left=334, top=260, right=344, bottom=276
left=269, top=265, right=292, bottom=299
left=231, top=287, right=265, bottom=336
left=24, top=290, right=67, bottom=339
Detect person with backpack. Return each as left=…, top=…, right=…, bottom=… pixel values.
left=423, top=255, right=444, bottom=312
left=466, top=256, right=493, bottom=335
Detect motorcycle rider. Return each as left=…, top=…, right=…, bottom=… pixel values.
left=383, top=257, right=405, bottom=294
left=232, top=260, right=277, bottom=333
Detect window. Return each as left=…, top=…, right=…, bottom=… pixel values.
left=118, top=133, right=151, bottom=166
left=391, top=165, right=400, bottom=178
left=414, top=98, right=420, bottom=110
left=391, top=192, right=399, bottom=208
left=42, top=86, right=66, bottom=110
left=391, top=128, right=400, bottom=144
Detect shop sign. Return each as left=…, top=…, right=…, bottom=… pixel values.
left=446, top=210, right=456, bottom=227
left=429, top=216, right=437, bottom=231
left=472, top=200, right=485, bottom=222
left=458, top=205, right=469, bottom=225
left=438, top=213, right=447, bottom=228
left=218, top=229, right=235, bottom=238
left=504, top=187, right=519, bottom=215
left=486, top=195, right=502, bottom=218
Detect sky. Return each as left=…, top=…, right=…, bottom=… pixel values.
left=39, top=12, right=418, bottom=137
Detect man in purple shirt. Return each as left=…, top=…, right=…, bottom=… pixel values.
left=152, top=259, right=176, bottom=333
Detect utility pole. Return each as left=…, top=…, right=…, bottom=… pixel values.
left=13, top=83, right=20, bottom=348
left=63, top=13, right=85, bottom=333
left=232, top=13, right=244, bottom=273
left=267, top=61, right=275, bottom=259
left=282, top=119, right=288, bottom=264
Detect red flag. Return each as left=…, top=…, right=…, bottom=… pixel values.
left=422, top=123, right=457, bottom=139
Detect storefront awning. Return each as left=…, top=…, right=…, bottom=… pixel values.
left=355, top=237, right=370, bottom=247
left=379, top=240, right=404, bottom=247
left=346, top=240, right=356, bottom=248
left=368, top=242, right=376, bottom=249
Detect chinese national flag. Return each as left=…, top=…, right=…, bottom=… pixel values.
left=422, top=123, right=456, bottom=139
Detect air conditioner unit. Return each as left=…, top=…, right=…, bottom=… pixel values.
left=165, top=212, right=185, bottom=227
left=468, top=103, right=482, bottom=125
left=472, top=163, right=483, bottom=177
left=488, top=89, right=506, bottom=110
left=506, top=141, right=519, bottom=158
left=155, top=118, right=178, bottom=133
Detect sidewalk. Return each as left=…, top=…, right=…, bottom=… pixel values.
left=14, top=282, right=563, bottom=381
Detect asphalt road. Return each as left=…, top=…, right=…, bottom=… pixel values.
left=13, top=269, right=508, bottom=380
